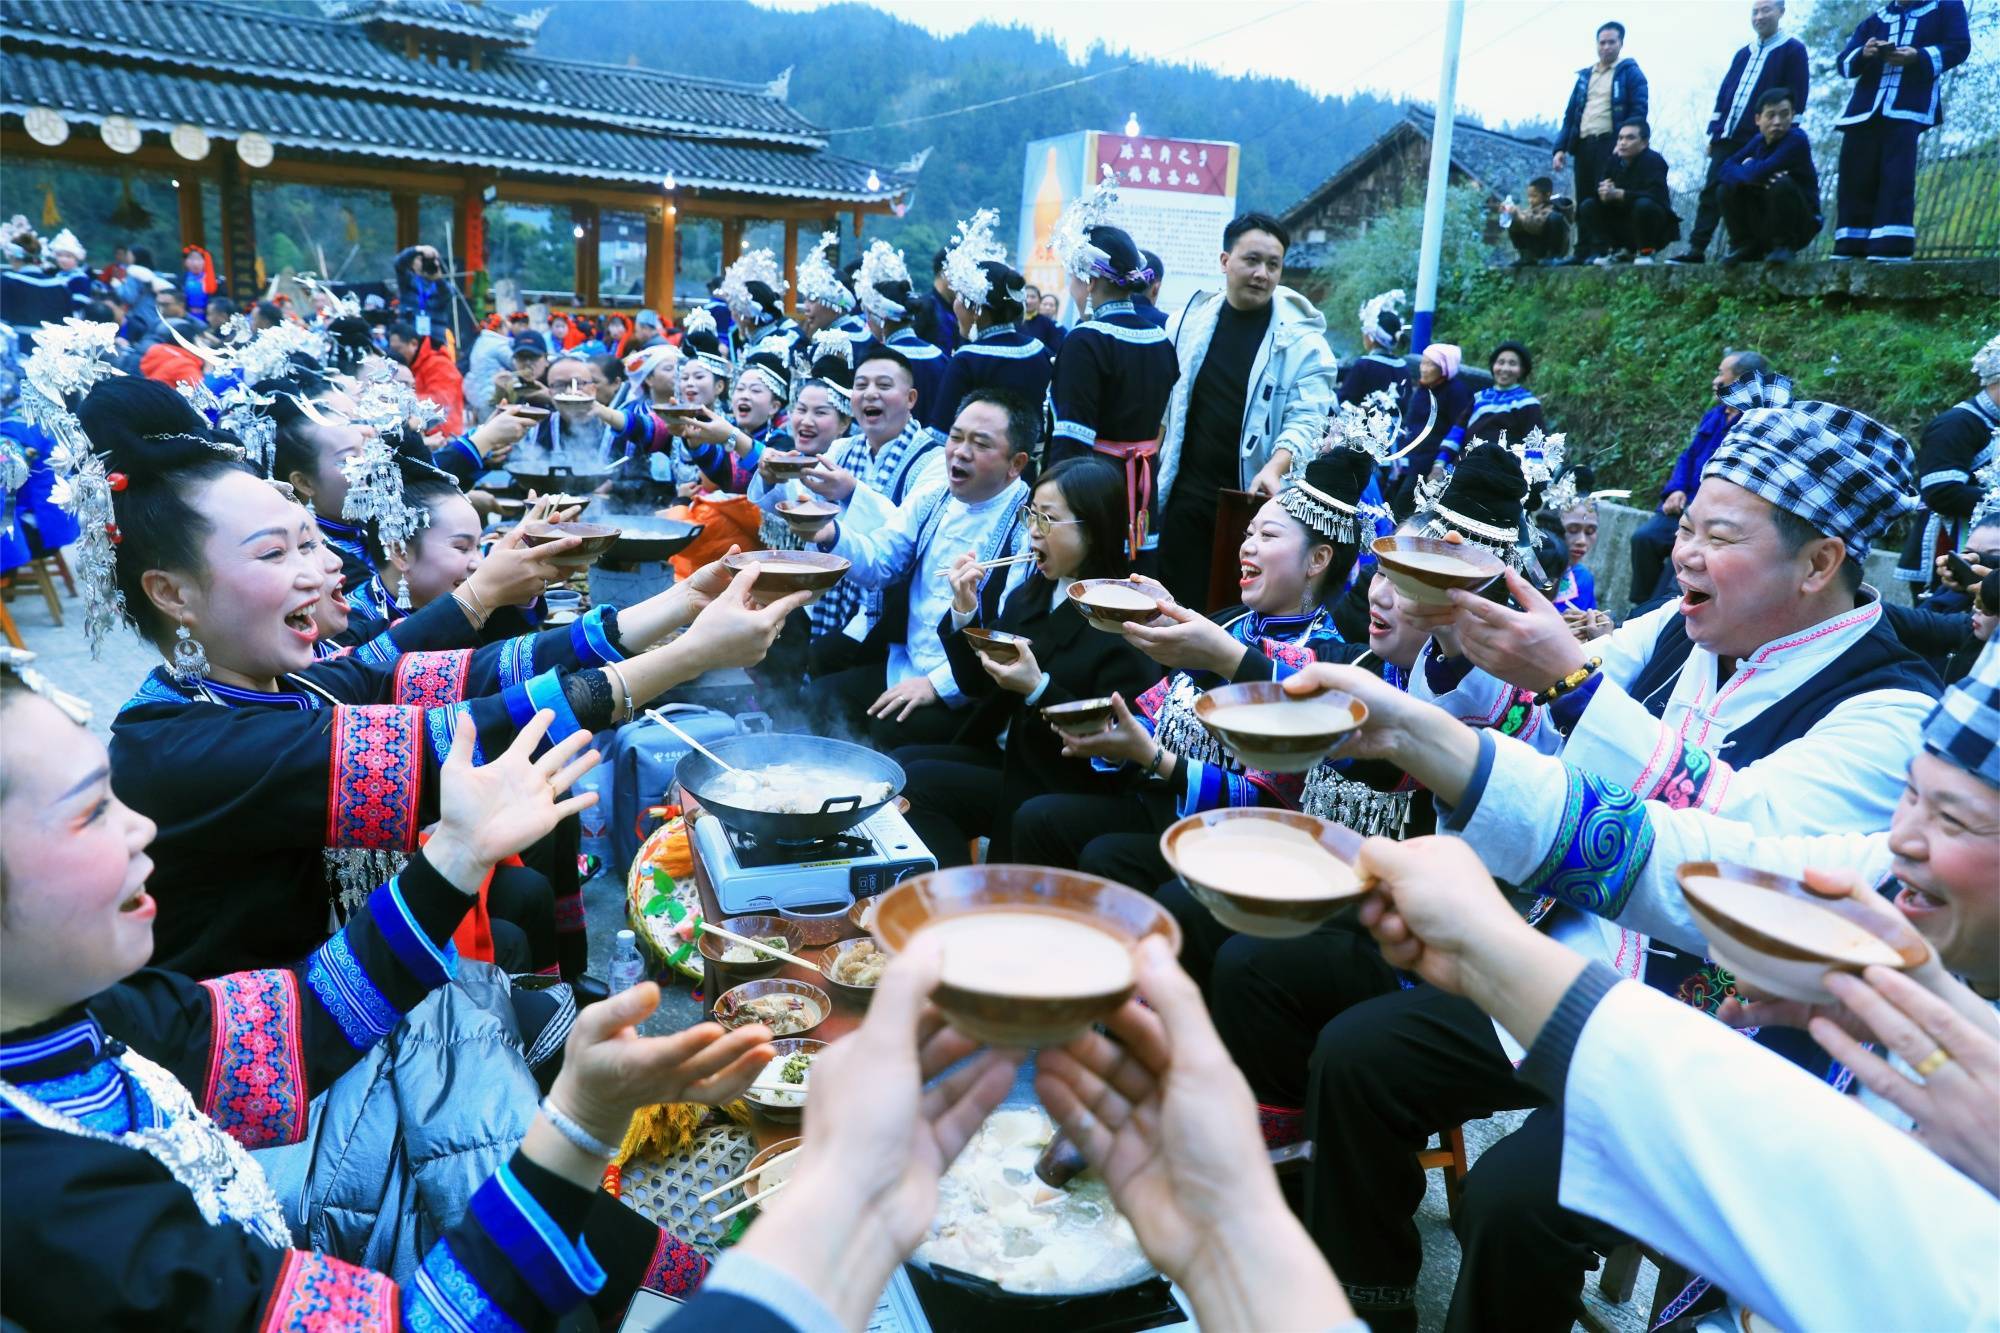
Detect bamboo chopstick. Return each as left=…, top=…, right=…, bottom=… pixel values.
left=711, top=1175, right=789, bottom=1224
left=696, top=1146, right=801, bottom=1205
left=698, top=920, right=819, bottom=970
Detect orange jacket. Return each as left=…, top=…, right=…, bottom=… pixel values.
left=409, top=337, right=466, bottom=436
left=139, top=342, right=205, bottom=389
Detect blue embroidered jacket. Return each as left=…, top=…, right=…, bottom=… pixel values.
left=1047, top=299, right=1179, bottom=460
left=1835, top=1, right=1970, bottom=130
left=0, top=850, right=685, bottom=1330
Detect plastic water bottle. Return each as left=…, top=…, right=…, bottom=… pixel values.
left=609, top=929, right=646, bottom=995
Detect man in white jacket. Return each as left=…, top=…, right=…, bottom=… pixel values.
left=1156, top=212, right=1338, bottom=608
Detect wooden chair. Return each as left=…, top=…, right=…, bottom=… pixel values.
left=0, top=552, right=65, bottom=626
left=1581, top=1241, right=1691, bottom=1332
left=1416, top=1122, right=1471, bottom=1218
left=0, top=593, right=21, bottom=649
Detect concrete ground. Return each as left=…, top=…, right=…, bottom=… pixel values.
left=23, top=581, right=1655, bottom=1332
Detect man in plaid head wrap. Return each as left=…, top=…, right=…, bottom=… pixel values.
left=1317, top=399, right=1942, bottom=1329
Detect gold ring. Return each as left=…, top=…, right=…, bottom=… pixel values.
left=1913, top=1048, right=1952, bottom=1078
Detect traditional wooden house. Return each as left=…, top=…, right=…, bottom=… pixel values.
left=1278, top=107, right=1552, bottom=284
left=0, top=0, right=909, bottom=330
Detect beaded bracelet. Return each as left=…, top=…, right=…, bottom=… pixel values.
left=1535, top=656, right=1603, bottom=706
left=542, top=1098, right=620, bottom=1160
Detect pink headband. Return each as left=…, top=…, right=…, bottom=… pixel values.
left=1423, top=343, right=1463, bottom=378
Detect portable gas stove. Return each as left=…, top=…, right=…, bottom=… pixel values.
left=691, top=799, right=936, bottom=918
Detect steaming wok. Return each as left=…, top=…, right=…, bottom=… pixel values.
left=579, top=499, right=703, bottom=563
left=677, top=734, right=906, bottom=843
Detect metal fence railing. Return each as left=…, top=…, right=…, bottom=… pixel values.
left=1791, top=135, right=2000, bottom=261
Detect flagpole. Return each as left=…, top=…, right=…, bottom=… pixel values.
left=1411, top=0, right=1466, bottom=353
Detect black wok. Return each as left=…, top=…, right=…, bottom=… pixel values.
left=676, top=734, right=905, bottom=843
left=579, top=499, right=703, bottom=563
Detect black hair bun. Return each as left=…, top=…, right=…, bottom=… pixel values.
left=1305, top=447, right=1375, bottom=509
left=743, top=280, right=785, bottom=319
left=1085, top=225, right=1150, bottom=289
left=78, top=377, right=242, bottom=478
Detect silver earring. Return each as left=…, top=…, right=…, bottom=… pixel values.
left=170, top=623, right=210, bottom=682
left=396, top=576, right=412, bottom=611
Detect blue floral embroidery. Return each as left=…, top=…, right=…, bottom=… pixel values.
left=1521, top=768, right=1653, bottom=918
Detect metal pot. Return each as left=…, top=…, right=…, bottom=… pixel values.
left=676, top=734, right=905, bottom=843
left=580, top=497, right=703, bottom=564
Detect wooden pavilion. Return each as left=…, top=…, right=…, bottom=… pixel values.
left=0, top=0, right=910, bottom=323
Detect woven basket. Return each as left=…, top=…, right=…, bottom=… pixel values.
left=607, top=1124, right=758, bottom=1255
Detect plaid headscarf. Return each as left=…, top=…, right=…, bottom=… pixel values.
left=1716, top=369, right=1794, bottom=413
left=1924, top=639, right=1999, bottom=788
left=1704, top=401, right=1915, bottom=561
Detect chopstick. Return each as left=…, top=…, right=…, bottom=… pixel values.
left=644, top=708, right=739, bottom=773
left=698, top=919, right=819, bottom=970
left=696, top=1146, right=802, bottom=1204
left=939, top=552, right=1036, bottom=580
left=712, top=1175, right=789, bottom=1224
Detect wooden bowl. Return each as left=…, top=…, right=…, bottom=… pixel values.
left=519, top=520, right=620, bottom=567
left=817, top=937, right=889, bottom=1008
left=869, top=865, right=1180, bottom=1047
left=1194, top=680, right=1366, bottom=774
left=763, top=451, right=819, bottom=481
left=775, top=498, right=838, bottom=537
left=964, top=627, right=1030, bottom=665
left=722, top=548, right=850, bottom=599
left=1040, top=695, right=1116, bottom=738
left=696, top=914, right=807, bottom=984
left=738, top=1135, right=802, bottom=1216
left=1675, top=861, right=1928, bottom=1004
left=1160, top=809, right=1369, bottom=938
left=741, top=1038, right=826, bottom=1123
left=1067, top=578, right=1162, bottom=632
left=1371, top=535, right=1505, bottom=607
left=844, top=895, right=881, bottom=936
left=712, top=978, right=830, bottom=1038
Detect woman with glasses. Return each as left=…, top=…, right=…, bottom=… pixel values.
left=891, top=458, right=1162, bottom=868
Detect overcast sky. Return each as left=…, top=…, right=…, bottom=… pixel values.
left=756, top=0, right=1811, bottom=140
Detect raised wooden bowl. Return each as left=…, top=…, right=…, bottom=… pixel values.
left=1371, top=535, right=1505, bottom=607
left=762, top=451, right=820, bottom=481
left=519, top=520, right=620, bottom=566
left=869, top=865, right=1180, bottom=1047
left=775, top=498, right=839, bottom=538
left=1040, top=695, right=1117, bottom=738
left=1067, top=578, right=1162, bottom=632
left=1161, top=808, right=1369, bottom=938
left=1675, top=860, right=1929, bottom=1004
left=721, top=548, right=850, bottom=599
left=964, top=627, right=1030, bottom=665
left=1194, top=680, right=1366, bottom=773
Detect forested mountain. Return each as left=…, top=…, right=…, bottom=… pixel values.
left=513, top=0, right=1411, bottom=255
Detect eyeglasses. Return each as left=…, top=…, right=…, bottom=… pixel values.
left=1025, top=508, right=1085, bottom=536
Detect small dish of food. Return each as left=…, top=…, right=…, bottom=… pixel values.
left=518, top=520, right=619, bottom=566
left=1160, top=809, right=1370, bottom=937
left=870, top=865, right=1179, bottom=1047
left=712, top=978, right=829, bottom=1037
left=696, top=914, right=806, bottom=984
left=818, top=937, right=889, bottom=1006
left=741, top=1038, right=826, bottom=1122
left=964, top=627, right=1030, bottom=665
left=1040, top=696, right=1117, bottom=738
left=1194, top=680, right=1366, bottom=773
left=1067, top=578, right=1162, bottom=632
left=1676, top=861, right=1928, bottom=1004
left=721, top=549, right=850, bottom=600
left=1371, top=535, right=1505, bottom=607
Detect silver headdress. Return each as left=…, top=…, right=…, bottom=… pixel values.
left=1359, top=289, right=1406, bottom=347
left=162, top=316, right=330, bottom=475
left=795, top=231, right=854, bottom=312
left=718, top=248, right=785, bottom=325
left=1972, top=448, right=2000, bottom=531
left=1409, top=440, right=1540, bottom=576
left=320, top=363, right=441, bottom=558
left=941, top=208, right=1005, bottom=310
left=1276, top=391, right=1398, bottom=544
left=0, top=646, right=92, bottom=724
left=1508, top=427, right=1567, bottom=493
left=23, top=320, right=131, bottom=654
left=1974, top=332, right=2000, bottom=388
left=680, top=306, right=734, bottom=380
left=854, top=240, right=912, bottom=321
left=295, top=273, right=363, bottom=321
left=1051, top=164, right=1120, bottom=284
left=803, top=327, right=855, bottom=411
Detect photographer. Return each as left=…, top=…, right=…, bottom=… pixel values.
left=395, top=242, right=452, bottom=344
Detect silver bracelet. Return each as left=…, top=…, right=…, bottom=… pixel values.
left=541, top=1097, right=621, bottom=1160
left=604, top=660, right=637, bottom=722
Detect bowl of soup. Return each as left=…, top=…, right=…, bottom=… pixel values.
left=695, top=914, right=807, bottom=984
left=775, top=498, right=839, bottom=538
left=712, top=978, right=829, bottom=1038
left=722, top=549, right=850, bottom=600
left=1040, top=695, right=1117, bottom=738
left=519, top=520, right=621, bottom=567
left=1371, top=535, right=1506, bottom=607
left=869, top=865, right=1180, bottom=1047
left=1194, top=681, right=1366, bottom=773
left=964, top=627, right=1030, bottom=665
left=1160, top=809, right=1369, bottom=937
left=1675, top=861, right=1929, bottom=1004
left=1067, top=579, right=1162, bottom=632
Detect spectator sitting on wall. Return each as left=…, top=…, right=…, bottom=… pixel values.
left=1503, top=176, right=1574, bottom=267
left=1133, top=249, right=1169, bottom=328
left=395, top=243, right=452, bottom=343
left=1553, top=20, right=1648, bottom=220
left=1573, top=118, right=1679, bottom=264
left=390, top=320, right=466, bottom=435
left=1718, top=87, right=1823, bottom=265
left=1675, top=0, right=1808, bottom=264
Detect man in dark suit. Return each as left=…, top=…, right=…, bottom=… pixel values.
left=1573, top=119, right=1679, bottom=263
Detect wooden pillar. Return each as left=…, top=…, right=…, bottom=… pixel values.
left=572, top=202, right=599, bottom=304
left=721, top=217, right=742, bottom=269
left=782, top=218, right=798, bottom=316
left=176, top=175, right=205, bottom=250
left=216, top=154, right=257, bottom=305
left=392, top=192, right=419, bottom=251
left=455, top=179, right=487, bottom=291
left=851, top=208, right=865, bottom=242
left=646, top=203, right=678, bottom=317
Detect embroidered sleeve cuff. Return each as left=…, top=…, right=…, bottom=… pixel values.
left=519, top=669, right=584, bottom=744
left=1053, top=419, right=1097, bottom=445
left=466, top=1158, right=607, bottom=1314
left=572, top=604, right=624, bottom=665
left=363, top=849, right=466, bottom=992
left=305, top=922, right=408, bottom=1051
left=1437, top=729, right=1497, bottom=832
left=701, top=1250, right=848, bottom=1333
left=1518, top=964, right=1624, bottom=1099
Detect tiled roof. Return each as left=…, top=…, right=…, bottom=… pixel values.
left=1281, top=107, right=1554, bottom=228
left=323, top=0, right=548, bottom=48
left=2, top=42, right=899, bottom=200
left=1, top=0, right=826, bottom=146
